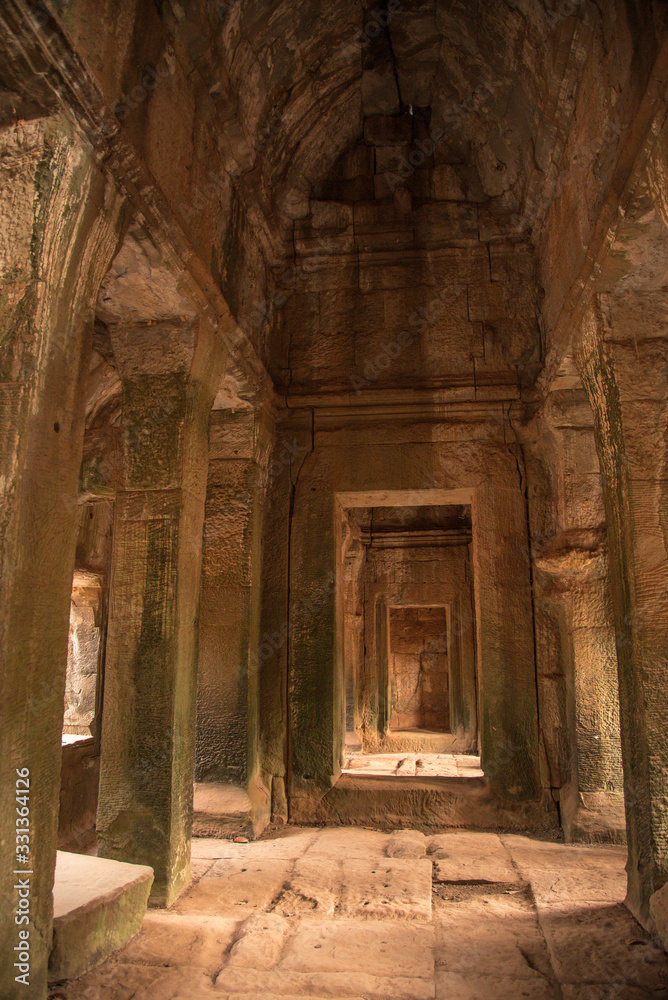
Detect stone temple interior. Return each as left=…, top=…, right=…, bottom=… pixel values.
left=3, top=1, right=668, bottom=998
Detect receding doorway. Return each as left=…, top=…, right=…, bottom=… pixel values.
left=389, top=606, right=449, bottom=733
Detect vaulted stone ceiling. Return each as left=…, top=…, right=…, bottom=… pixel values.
left=21, top=0, right=656, bottom=417
left=172, top=0, right=599, bottom=228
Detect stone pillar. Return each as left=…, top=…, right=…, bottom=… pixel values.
left=96, top=316, right=224, bottom=907
left=195, top=405, right=271, bottom=825
left=0, top=119, right=124, bottom=999
left=530, top=392, right=624, bottom=841
left=448, top=588, right=478, bottom=749
left=577, top=297, right=668, bottom=924
left=473, top=477, right=541, bottom=800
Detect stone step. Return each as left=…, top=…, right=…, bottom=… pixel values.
left=192, top=781, right=254, bottom=839
left=291, top=776, right=559, bottom=835
left=49, top=851, right=153, bottom=981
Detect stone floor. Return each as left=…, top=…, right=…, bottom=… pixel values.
left=50, top=826, right=668, bottom=1000
left=343, top=752, right=484, bottom=778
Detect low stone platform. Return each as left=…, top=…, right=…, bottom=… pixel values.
left=292, top=773, right=560, bottom=835
left=192, top=782, right=254, bottom=839
left=362, top=729, right=476, bottom=754
left=344, top=751, right=484, bottom=778
left=49, top=851, right=153, bottom=981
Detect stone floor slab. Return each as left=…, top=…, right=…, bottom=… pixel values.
left=436, top=972, right=560, bottom=999
left=434, top=893, right=552, bottom=981
left=304, top=826, right=389, bottom=860
left=502, top=836, right=627, bottom=904
left=274, top=857, right=343, bottom=916
left=430, top=831, right=519, bottom=883
left=111, top=913, right=240, bottom=974
left=191, top=828, right=320, bottom=861
left=61, top=962, right=217, bottom=999
left=227, top=913, right=290, bottom=970
left=51, top=828, right=668, bottom=1000
left=538, top=901, right=668, bottom=989
left=344, top=753, right=417, bottom=776
left=214, top=968, right=434, bottom=999
left=339, top=857, right=433, bottom=918
left=278, top=917, right=434, bottom=977
left=416, top=755, right=461, bottom=776
left=191, top=859, right=216, bottom=880
left=174, top=859, right=292, bottom=916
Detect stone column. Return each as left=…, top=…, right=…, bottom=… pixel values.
left=473, top=475, right=541, bottom=800
left=577, top=297, right=668, bottom=925
left=96, top=316, right=224, bottom=907
left=530, top=392, right=624, bottom=842
left=195, top=405, right=271, bottom=827
left=448, top=588, right=478, bottom=749
left=0, top=119, right=124, bottom=999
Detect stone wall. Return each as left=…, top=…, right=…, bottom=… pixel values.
left=58, top=740, right=100, bottom=853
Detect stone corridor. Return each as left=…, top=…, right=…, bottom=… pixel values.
left=4, top=1, right=668, bottom=997
left=54, top=827, right=668, bottom=1000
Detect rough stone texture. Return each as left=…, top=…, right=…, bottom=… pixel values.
left=192, top=782, right=254, bottom=840
left=386, top=829, right=428, bottom=859
left=650, top=881, right=668, bottom=953
left=96, top=308, right=227, bottom=907
left=430, top=831, right=519, bottom=884
left=58, top=827, right=668, bottom=1000
left=2, top=1, right=668, bottom=990
left=0, top=117, right=125, bottom=1000
left=49, top=852, right=153, bottom=981
left=58, top=739, right=99, bottom=853
left=196, top=406, right=272, bottom=798
left=63, top=571, right=103, bottom=735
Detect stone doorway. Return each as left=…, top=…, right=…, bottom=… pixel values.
left=340, top=499, right=479, bottom=760
left=389, top=606, right=449, bottom=733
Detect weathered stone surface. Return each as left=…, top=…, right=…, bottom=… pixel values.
left=113, top=913, right=239, bottom=974
left=192, top=782, right=254, bottom=838
left=304, top=826, right=390, bottom=861
left=502, top=836, right=627, bottom=905
left=50, top=852, right=153, bottom=980
left=280, top=918, right=434, bottom=978
left=3, top=1, right=668, bottom=991
left=436, top=973, right=560, bottom=999
left=174, top=859, right=292, bottom=916
left=273, top=857, right=342, bottom=916
left=46, top=828, right=668, bottom=999
left=62, top=962, right=218, bottom=999
left=227, top=913, right=289, bottom=970
left=434, top=892, right=552, bottom=981
left=215, top=967, right=434, bottom=999
left=386, top=829, right=428, bottom=859
left=537, top=903, right=668, bottom=990
left=339, top=858, right=433, bottom=919
left=191, top=827, right=320, bottom=861
left=0, top=117, right=126, bottom=1000
left=650, top=881, right=668, bottom=953
left=430, top=832, right=519, bottom=884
